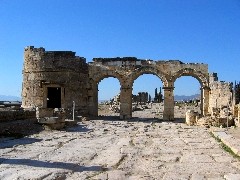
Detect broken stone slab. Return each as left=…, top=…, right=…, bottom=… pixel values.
left=65, top=119, right=77, bottom=127
left=43, top=122, right=65, bottom=130
left=212, top=131, right=232, bottom=140
left=224, top=173, right=240, bottom=180
left=77, top=116, right=90, bottom=121
left=38, top=117, right=65, bottom=130
left=38, top=117, right=64, bottom=124
left=211, top=130, right=240, bottom=156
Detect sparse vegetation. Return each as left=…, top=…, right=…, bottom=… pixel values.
left=210, top=132, right=240, bottom=160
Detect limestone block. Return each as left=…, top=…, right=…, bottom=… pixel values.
left=186, top=110, right=197, bottom=126
left=238, top=104, right=240, bottom=123
left=224, top=173, right=240, bottom=180
left=43, top=122, right=65, bottom=130
left=38, top=117, right=60, bottom=124
left=36, top=108, right=53, bottom=118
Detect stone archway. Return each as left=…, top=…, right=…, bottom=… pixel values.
left=128, top=66, right=170, bottom=120
left=88, top=72, right=124, bottom=117
left=171, top=68, right=210, bottom=116
left=130, top=66, right=169, bottom=87
left=22, top=47, right=212, bottom=121
left=171, top=68, right=209, bottom=87
left=88, top=64, right=210, bottom=120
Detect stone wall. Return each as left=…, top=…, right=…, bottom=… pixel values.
left=238, top=104, right=240, bottom=124
left=233, top=104, right=240, bottom=126
left=132, top=92, right=149, bottom=104
left=22, top=46, right=89, bottom=117
left=0, top=118, right=42, bottom=136
left=208, top=81, right=233, bottom=115
left=22, top=46, right=210, bottom=120
left=88, top=57, right=209, bottom=119
left=0, top=110, right=35, bottom=122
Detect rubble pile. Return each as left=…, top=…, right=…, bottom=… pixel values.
left=109, top=93, right=120, bottom=113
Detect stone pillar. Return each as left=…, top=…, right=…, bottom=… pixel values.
left=200, top=87, right=203, bottom=115
left=238, top=104, right=240, bottom=124
left=163, top=87, right=174, bottom=121
left=202, top=86, right=210, bottom=116
left=120, top=86, right=132, bottom=120
left=185, top=110, right=197, bottom=126
left=88, top=82, right=98, bottom=117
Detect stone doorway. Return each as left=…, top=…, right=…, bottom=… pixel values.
left=47, top=87, right=61, bottom=108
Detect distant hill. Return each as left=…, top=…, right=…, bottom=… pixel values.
left=99, top=94, right=200, bottom=103
left=0, top=95, right=21, bottom=101
left=0, top=94, right=199, bottom=103
left=174, top=94, right=200, bottom=101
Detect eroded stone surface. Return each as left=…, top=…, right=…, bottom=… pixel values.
left=1, top=116, right=240, bottom=179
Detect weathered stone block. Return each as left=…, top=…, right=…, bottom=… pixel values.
left=186, top=110, right=197, bottom=126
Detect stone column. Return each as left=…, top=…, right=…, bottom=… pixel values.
left=200, top=87, right=203, bottom=115
left=163, top=87, right=174, bottom=121
left=186, top=110, right=197, bottom=126
left=202, top=86, right=210, bottom=116
left=120, top=86, right=132, bottom=120
left=88, top=82, right=98, bottom=117
left=238, top=104, right=240, bottom=124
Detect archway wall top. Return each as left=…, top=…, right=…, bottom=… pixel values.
left=170, top=65, right=209, bottom=87
left=89, top=58, right=209, bottom=87
left=88, top=63, right=125, bottom=86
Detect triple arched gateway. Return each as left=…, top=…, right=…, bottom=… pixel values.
left=88, top=58, right=210, bottom=120
left=22, top=47, right=210, bottom=120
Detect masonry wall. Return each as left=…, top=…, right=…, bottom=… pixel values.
left=0, top=110, right=35, bottom=122
left=22, top=48, right=211, bottom=120
left=208, top=81, right=233, bottom=115
left=91, top=58, right=209, bottom=78
left=22, top=46, right=89, bottom=116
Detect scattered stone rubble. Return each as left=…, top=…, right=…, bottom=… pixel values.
left=109, top=93, right=120, bottom=113
left=35, top=107, right=81, bottom=130
left=185, top=73, right=239, bottom=128
left=1, top=114, right=240, bottom=179
left=108, top=91, right=156, bottom=114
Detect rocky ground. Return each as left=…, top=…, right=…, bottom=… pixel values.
left=0, top=104, right=240, bottom=179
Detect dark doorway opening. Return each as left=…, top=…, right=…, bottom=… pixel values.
left=47, top=87, right=61, bottom=108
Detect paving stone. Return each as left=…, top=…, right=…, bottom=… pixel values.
left=224, top=173, right=240, bottom=180
left=191, top=173, right=206, bottom=180
left=1, top=117, right=240, bottom=179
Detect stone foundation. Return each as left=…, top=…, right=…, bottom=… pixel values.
left=0, top=110, right=35, bottom=122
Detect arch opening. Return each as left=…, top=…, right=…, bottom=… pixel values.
left=98, top=77, right=121, bottom=118
left=132, top=73, right=164, bottom=120
left=131, top=67, right=168, bottom=87
left=174, top=76, right=202, bottom=121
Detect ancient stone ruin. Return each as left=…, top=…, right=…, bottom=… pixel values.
left=21, top=46, right=240, bottom=127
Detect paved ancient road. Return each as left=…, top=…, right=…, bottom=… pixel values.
left=1, top=119, right=240, bottom=180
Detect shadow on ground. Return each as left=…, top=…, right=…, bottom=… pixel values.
left=91, top=116, right=186, bottom=124
left=0, top=158, right=103, bottom=172
left=0, top=137, right=42, bottom=149
left=0, top=119, right=44, bottom=138
left=66, top=124, right=92, bottom=133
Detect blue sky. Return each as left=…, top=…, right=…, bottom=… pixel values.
left=0, top=0, right=240, bottom=100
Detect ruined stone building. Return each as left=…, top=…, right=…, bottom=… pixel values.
left=22, top=46, right=235, bottom=121
left=132, top=92, right=149, bottom=104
